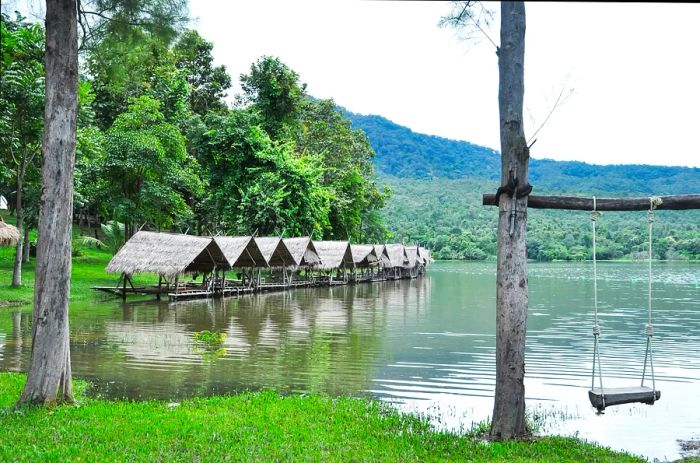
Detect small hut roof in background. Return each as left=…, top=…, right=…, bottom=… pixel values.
left=418, top=246, right=431, bottom=265
left=404, top=246, right=419, bottom=268
left=373, top=244, right=392, bottom=268
left=384, top=244, right=408, bottom=268
left=106, top=231, right=227, bottom=278
left=0, top=216, right=20, bottom=246
left=283, top=237, right=321, bottom=267
left=312, top=241, right=354, bottom=270
left=214, top=236, right=267, bottom=268
left=255, top=237, right=295, bottom=267
left=350, top=244, right=378, bottom=266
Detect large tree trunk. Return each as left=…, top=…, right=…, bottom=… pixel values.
left=11, top=163, right=25, bottom=286
left=490, top=1, right=529, bottom=440
left=19, top=0, right=77, bottom=405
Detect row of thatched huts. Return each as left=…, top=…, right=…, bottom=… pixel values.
left=97, top=231, right=432, bottom=300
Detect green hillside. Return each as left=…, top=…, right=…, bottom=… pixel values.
left=346, top=112, right=700, bottom=261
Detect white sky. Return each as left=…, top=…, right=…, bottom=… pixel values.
left=186, top=1, right=700, bottom=168
left=5, top=1, right=700, bottom=168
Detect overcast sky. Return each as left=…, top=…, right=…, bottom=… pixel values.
left=6, top=1, right=700, bottom=168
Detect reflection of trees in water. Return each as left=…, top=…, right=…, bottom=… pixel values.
left=51, top=278, right=432, bottom=399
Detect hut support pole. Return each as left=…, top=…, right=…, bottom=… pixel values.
left=122, top=273, right=127, bottom=301
left=157, top=275, right=162, bottom=301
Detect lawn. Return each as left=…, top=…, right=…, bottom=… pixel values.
left=0, top=372, right=644, bottom=463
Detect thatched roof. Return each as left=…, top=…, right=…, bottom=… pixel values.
left=384, top=244, right=408, bottom=268
left=312, top=241, right=354, bottom=270
left=405, top=246, right=419, bottom=268
left=283, top=237, right=321, bottom=267
left=0, top=217, right=20, bottom=246
left=373, top=244, right=392, bottom=268
left=350, top=244, right=378, bottom=266
left=254, top=237, right=295, bottom=267
left=214, top=236, right=267, bottom=268
left=418, top=246, right=431, bottom=265
left=106, top=231, right=228, bottom=278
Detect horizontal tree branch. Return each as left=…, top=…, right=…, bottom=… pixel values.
left=482, top=194, right=700, bottom=211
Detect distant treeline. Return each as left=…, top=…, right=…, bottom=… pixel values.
left=345, top=113, right=700, bottom=261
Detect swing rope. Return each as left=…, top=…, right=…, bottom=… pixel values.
left=641, top=196, right=662, bottom=399
left=590, top=197, right=605, bottom=407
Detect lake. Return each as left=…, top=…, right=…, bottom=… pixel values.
left=1, top=261, right=699, bottom=460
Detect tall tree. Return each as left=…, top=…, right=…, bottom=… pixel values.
left=102, top=96, right=202, bottom=238
left=491, top=1, right=529, bottom=439
left=240, top=56, right=306, bottom=139
left=19, top=0, right=78, bottom=404
left=0, top=15, right=45, bottom=286
left=172, top=29, right=231, bottom=116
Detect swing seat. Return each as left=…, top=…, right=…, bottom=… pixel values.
left=588, top=386, right=660, bottom=410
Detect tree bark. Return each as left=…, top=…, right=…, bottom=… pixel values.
left=11, top=162, right=25, bottom=286
left=490, top=1, right=529, bottom=440
left=22, top=222, right=31, bottom=263
left=19, top=0, right=77, bottom=405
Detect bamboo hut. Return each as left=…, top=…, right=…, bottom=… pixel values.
left=312, top=240, right=354, bottom=284
left=283, top=237, right=321, bottom=285
left=104, top=231, right=228, bottom=299
left=214, top=236, right=267, bottom=290
left=0, top=216, right=20, bottom=246
left=350, top=244, right=379, bottom=282
left=404, top=246, right=420, bottom=279
left=254, top=237, right=296, bottom=287
left=372, top=244, right=392, bottom=281
left=384, top=244, right=408, bottom=280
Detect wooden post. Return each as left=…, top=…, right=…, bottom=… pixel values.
left=483, top=194, right=700, bottom=211
left=157, top=275, right=162, bottom=301
left=491, top=1, right=529, bottom=440
left=122, top=273, right=127, bottom=301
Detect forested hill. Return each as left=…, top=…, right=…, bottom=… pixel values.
left=345, top=111, right=700, bottom=261
left=346, top=112, right=700, bottom=195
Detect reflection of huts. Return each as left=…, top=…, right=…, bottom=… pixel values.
left=105, top=231, right=228, bottom=299
left=283, top=237, right=321, bottom=285
left=350, top=244, right=379, bottom=282
left=312, top=241, right=354, bottom=284
left=384, top=244, right=407, bottom=280
left=0, top=216, right=20, bottom=246
left=214, top=236, right=267, bottom=289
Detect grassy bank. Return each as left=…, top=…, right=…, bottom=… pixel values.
left=0, top=373, right=643, bottom=463
left=0, top=212, right=153, bottom=306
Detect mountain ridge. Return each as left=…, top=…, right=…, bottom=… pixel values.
left=346, top=111, right=700, bottom=196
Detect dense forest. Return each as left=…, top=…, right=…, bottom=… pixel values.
left=0, top=12, right=390, bottom=278
left=347, top=113, right=700, bottom=261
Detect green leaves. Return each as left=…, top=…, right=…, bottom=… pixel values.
left=103, top=96, right=202, bottom=233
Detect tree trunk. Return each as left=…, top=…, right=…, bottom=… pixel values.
left=22, top=222, right=31, bottom=263
left=11, top=163, right=25, bottom=287
left=19, top=0, right=77, bottom=405
left=490, top=1, right=529, bottom=440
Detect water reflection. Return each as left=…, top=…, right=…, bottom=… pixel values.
left=0, top=262, right=698, bottom=460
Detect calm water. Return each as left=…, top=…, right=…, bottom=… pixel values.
left=1, top=261, right=699, bottom=460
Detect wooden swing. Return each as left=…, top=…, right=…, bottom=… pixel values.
left=587, top=197, right=661, bottom=412
left=482, top=193, right=700, bottom=411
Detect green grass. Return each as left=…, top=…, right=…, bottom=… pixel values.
left=0, top=373, right=643, bottom=463
left=0, top=211, right=157, bottom=307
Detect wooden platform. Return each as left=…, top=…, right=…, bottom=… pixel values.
left=589, top=386, right=661, bottom=410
